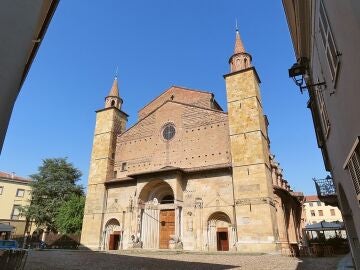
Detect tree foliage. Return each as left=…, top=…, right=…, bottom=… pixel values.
left=55, top=194, right=85, bottom=234
left=21, top=158, right=83, bottom=232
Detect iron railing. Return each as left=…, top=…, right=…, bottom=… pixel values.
left=313, top=176, right=336, bottom=197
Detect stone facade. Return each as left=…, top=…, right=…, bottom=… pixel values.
left=81, top=30, right=303, bottom=253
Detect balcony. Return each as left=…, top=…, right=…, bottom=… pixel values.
left=313, top=176, right=338, bottom=207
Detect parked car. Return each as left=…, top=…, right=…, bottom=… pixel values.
left=0, top=240, right=19, bottom=249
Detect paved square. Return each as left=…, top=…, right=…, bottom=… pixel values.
left=24, top=250, right=342, bottom=270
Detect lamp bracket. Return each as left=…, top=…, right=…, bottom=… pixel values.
left=300, top=81, right=326, bottom=94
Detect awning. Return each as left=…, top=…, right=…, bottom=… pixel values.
left=0, top=223, right=15, bottom=232
left=305, top=221, right=345, bottom=231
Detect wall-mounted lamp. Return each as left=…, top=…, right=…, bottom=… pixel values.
left=288, top=57, right=326, bottom=94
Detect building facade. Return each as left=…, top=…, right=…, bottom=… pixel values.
left=81, top=30, right=304, bottom=253
left=282, top=0, right=360, bottom=267
left=0, top=171, right=32, bottom=237
left=0, top=0, right=59, bottom=154
left=303, top=195, right=342, bottom=225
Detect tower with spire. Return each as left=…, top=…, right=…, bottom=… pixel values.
left=224, top=28, right=278, bottom=252
left=81, top=76, right=128, bottom=250
left=229, top=27, right=252, bottom=72
left=105, top=76, right=123, bottom=110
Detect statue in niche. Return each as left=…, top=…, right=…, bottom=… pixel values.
left=153, top=198, right=158, bottom=205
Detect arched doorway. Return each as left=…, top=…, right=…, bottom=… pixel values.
left=104, top=218, right=121, bottom=250
left=138, top=180, right=176, bottom=249
left=207, top=212, right=233, bottom=251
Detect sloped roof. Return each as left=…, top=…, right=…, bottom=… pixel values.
left=305, top=195, right=319, bottom=202
left=138, top=85, right=223, bottom=120
left=0, top=171, right=31, bottom=183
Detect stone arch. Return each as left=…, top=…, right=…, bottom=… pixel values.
left=138, top=180, right=177, bottom=249
left=105, top=218, right=120, bottom=230
left=208, top=211, right=232, bottom=225
left=103, top=218, right=121, bottom=250
left=138, top=180, right=175, bottom=204
left=207, top=211, right=235, bottom=251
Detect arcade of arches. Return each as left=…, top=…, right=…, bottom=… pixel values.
left=98, top=173, right=302, bottom=252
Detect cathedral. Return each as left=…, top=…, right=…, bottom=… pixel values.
left=81, top=29, right=304, bottom=253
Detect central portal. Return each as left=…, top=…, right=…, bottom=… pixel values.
left=159, top=209, right=175, bottom=249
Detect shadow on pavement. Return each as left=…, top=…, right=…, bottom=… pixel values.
left=24, top=250, right=239, bottom=270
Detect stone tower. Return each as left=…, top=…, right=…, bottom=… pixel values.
left=224, top=29, right=278, bottom=252
left=81, top=77, right=128, bottom=250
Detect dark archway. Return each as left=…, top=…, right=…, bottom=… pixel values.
left=138, top=180, right=174, bottom=204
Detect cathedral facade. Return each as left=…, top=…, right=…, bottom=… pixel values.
left=81, top=30, right=304, bottom=253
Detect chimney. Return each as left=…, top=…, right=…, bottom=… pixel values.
left=11, top=172, right=15, bottom=179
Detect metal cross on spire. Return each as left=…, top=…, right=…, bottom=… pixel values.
left=115, top=66, right=119, bottom=79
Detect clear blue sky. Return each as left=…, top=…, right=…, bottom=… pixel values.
left=0, top=0, right=327, bottom=195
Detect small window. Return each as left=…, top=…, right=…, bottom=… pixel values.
left=309, top=202, right=313, bottom=207
left=111, top=100, right=115, bottom=107
left=11, top=205, right=21, bottom=220
left=0, top=186, right=3, bottom=195
left=111, top=152, right=115, bottom=160
left=318, top=210, right=324, bottom=216
left=121, top=162, right=127, bottom=171
left=330, top=209, right=335, bottom=216
left=344, top=137, right=360, bottom=201
left=317, top=201, right=322, bottom=206
left=16, top=189, right=25, bottom=197
left=318, top=0, right=340, bottom=83
left=113, top=170, right=117, bottom=178
left=311, top=210, right=316, bottom=216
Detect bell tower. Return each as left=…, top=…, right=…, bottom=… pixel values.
left=224, top=29, right=278, bottom=252
left=81, top=76, right=128, bottom=250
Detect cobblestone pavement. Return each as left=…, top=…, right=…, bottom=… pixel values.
left=24, top=250, right=342, bottom=270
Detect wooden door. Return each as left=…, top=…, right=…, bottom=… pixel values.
left=109, top=231, right=121, bottom=250
left=109, top=234, right=115, bottom=250
left=159, top=209, right=175, bottom=249
left=216, top=228, right=229, bottom=251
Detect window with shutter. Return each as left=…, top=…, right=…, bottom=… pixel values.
left=318, top=0, right=340, bottom=84
left=344, top=137, right=360, bottom=202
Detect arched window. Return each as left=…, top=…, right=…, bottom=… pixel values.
left=111, top=100, right=115, bottom=107
left=244, top=58, right=248, bottom=68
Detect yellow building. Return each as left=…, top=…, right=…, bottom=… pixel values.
left=303, top=195, right=342, bottom=225
left=0, top=171, right=32, bottom=237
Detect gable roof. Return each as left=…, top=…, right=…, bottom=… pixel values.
left=138, top=85, right=223, bottom=120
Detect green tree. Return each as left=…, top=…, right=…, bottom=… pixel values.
left=21, top=158, right=83, bottom=232
left=55, top=194, right=85, bottom=234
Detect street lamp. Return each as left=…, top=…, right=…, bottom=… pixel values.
left=288, top=57, right=326, bottom=94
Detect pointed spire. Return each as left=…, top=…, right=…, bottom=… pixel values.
left=108, top=76, right=119, bottom=97
left=229, top=23, right=252, bottom=73
left=105, top=75, right=123, bottom=110
left=234, top=28, right=245, bottom=54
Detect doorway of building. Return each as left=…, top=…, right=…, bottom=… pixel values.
left=159, top=209, right=175, bottom=249
left=216, top=228, right=229, bottom=251
left=108, top=231, right=121, bottom=250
